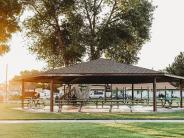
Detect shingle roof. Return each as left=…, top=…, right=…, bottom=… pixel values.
left=20, top=58, right=184, bottom=84
left=46, top=58, right=160, bottom=74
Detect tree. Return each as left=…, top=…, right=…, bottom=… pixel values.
left=166, top=52, right=184, bottom=77
left=0, top=0, right=22, bottom=55
left=78, top=0, right=155, bottom=63
left=23, top=0, right=84, bottom=68
left=23, top=0, right=155, bottom=68
left=11, top=69, right=62, bottom=90
left=166, top=52, right=184, bottom=87
left=10, top=70, right=43, bottom=90
left=11, top=69, right=41, bottom=81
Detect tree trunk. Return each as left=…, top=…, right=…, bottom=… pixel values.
left=90, top=45, right=96, bottom=60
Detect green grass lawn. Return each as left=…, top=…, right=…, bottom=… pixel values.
left=1, top=103, right=184, bottom=138
left=0, top=123, right=184, bottom=138
left=1, top=103, right=184, bottom=120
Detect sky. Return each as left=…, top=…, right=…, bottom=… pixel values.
left=138, top=0, right=184, bottom=69
left=1, top=0, right=184, bottom=83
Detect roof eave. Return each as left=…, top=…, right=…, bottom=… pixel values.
left=39, top=72, right=164, bottom=77
left=163, top=73, right=184, bottom=80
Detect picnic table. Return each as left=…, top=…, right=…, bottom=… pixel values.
left=22, top=91, right=45, bottom=109
left=24, top=98, right=45, bottom=109
left=157, top=98, right=178, bottom=108
left=56, top=98, right=150, bottom=112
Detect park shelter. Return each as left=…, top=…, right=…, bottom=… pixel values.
left=20, top=58, right=184, bottom=112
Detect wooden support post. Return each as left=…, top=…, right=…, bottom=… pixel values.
left=111, top=84, right=113, bottom=106
left=147, top=87, right=150, bottom=105
left=64, top=84, right=66, bottom=95
left=122, top=87, right=125, bottom=100
left=21, top=80, right=25, bottom=109
left=125, top=87, right=127, bottom=103
left=165, top=86, right=167, bottom=101
left=180, top=80, right=183, bottom=108
left=141, top=86, right=143, bottom=100
left=50, top=79, right=54, bottom=112
left=122, top=88, right=125, bottom=103
left=153, top=77, right=157, bottom=112
left=105, top=84, right=107, bottom=102
left=111, top=84, right=113, bottom=100
left=132, top=84, right=134, bottom=104
left=116, top=88, right=118, bottom=100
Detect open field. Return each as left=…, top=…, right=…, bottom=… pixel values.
left=1, top=103, right=184, bottom=120
left=0, top=123, right=184, bottom=138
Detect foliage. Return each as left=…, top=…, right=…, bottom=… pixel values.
left=0, top=0, right=22, bottom=55
left=11, top=69, right=41, bottom=81
left=76, top=0, right=155, bottom=63
left=23, top=0, right=155, bottom=68
left=166, top=52, right=184, bottom=86
left=166, top=52, right=184, bottom=77
left=10, top=69, right=61, bottom=90
left=10, top=69, right=41, bottom=89
left=22, top=0, right=84, bottom=68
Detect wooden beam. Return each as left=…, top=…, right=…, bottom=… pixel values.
left=21, top=80, right=24, bottom=109
left=153, top=77, right=157, bottom=112
left=180, top=80, right=183, bottom=108
left=50, top=79, right=54, bottom=112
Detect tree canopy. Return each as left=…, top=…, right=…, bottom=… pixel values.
left=166, top=52, right=184, bottom=77
left=10, top=69, right=44, bottom=90
left=0, top=0, right=22, bottom=55
left=23, top=0, right=155, bottom=68
left=165, top=52, right=184, bottom=87
left=11, top=69, right=41, bottom=82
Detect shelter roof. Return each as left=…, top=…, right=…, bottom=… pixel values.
left=46, top=58, right=160, bottom=74
left=20, top=58, right=184, bottom=84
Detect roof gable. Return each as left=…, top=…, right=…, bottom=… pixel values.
left=46, top=58, right=160, bottom=74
